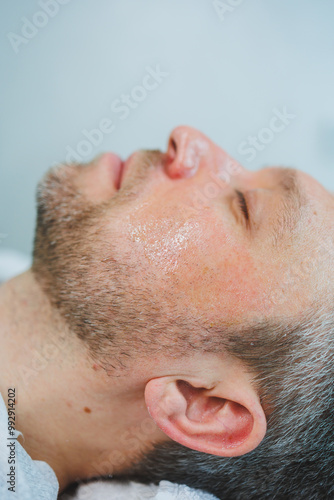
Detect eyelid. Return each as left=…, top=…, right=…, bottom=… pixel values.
left=244, top=189, right=265, bottom=230
left=235, top=190, right=250, bottom=226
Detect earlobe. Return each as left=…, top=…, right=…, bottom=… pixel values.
left=145, top=376, right=266, bottom=457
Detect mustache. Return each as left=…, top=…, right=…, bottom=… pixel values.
left=128, top=149, right=165, bottom=179
left=116, top=149, right=165, bottom=197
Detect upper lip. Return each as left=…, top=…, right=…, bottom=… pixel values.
left=116, top=155, right=131, bottom=190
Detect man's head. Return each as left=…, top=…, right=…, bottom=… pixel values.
left=32, top=126, right=334, bottom=497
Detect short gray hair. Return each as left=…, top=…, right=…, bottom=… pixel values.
left=121, top=304, right=334, bottom=499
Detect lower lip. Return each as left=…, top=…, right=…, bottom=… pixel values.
left=100, top=152, right=124, bottom=190
left=105, top=151, right=135, bottom=190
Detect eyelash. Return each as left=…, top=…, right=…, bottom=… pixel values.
left=236, top=190, right=249, bottom=223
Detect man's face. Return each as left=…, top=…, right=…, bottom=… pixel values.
left=32, top=126, right=334, bottom=365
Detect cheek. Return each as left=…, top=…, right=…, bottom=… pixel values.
left=215, top=250, right=262, bottom=319
left=182, top=246, right=261, bottom=318
left=102, top=202, right=267, bottom=321
left=171, top=222, right=267, bottom=320
left=125, top=215, right=204, bottom=274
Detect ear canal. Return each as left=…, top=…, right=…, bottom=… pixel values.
left=177, top=380, right=226, bottom=422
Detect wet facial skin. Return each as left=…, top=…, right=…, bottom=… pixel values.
left=33, top=125, right=334, bottom=368
left=25, top=125, right=334, bottom=496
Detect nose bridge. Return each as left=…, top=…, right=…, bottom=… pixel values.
left=166, top=126, right=213, bottom=179
left=249, top=167, right=278, bottom=191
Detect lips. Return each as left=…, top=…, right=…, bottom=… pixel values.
left=87, top=151, right=134, bottom=193
left=110, top=153, right=132, bottom=190
left=117, top=153, right=135, bottom=190
left=115, top=159, right=124, bottom=190
left=93, top=152, right=124, bottom=191
left=99, top=152, right=123, bottom=191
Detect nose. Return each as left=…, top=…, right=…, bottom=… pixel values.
left=165, top=126, right=211, bottom=179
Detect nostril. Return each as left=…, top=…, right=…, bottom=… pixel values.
left=167, top=137, right=177, bottom=162
left=166, top=127, right=210, bottom=179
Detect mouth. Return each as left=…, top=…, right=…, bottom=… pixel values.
left=115, top=159, right=125, bottom=190
left=93, top=152, right=128, bottom=192
left=103, top=152, right=124, bottom=191
left=72, top=152, right=130, bottom=202
left=116, top=153, right=136, bottom=190
left=82, top=150, right=154, bottom=198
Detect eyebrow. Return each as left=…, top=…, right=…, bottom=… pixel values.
left=270, top=168, right=308, bottom=246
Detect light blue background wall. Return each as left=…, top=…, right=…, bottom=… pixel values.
left=1, top=0, right=334, bottom=257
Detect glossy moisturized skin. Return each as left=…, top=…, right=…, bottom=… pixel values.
left=2, top=126, right=334, bottom=491
left=72, top=126, right=334, bottom=325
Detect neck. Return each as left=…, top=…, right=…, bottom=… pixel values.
left=0, top=270, right=166, bottom=492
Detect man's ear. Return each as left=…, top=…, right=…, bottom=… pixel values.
left=144, top=370, right=266, bottom=457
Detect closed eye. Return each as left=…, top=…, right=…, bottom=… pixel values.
left=235, top=190, right=249, bottom=224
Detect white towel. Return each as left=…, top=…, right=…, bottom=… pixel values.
left=63, top=479, right=218, bottom=500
